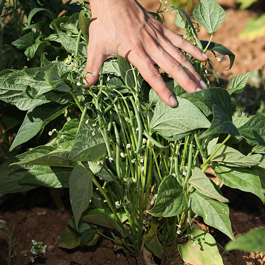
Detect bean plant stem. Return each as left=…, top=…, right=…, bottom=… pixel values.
left=200, top=134, right=231, bottom=172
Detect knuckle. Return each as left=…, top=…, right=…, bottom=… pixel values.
left=170, top=60, right=183, bottom=72
left=178, top=52, right=188, bottom=63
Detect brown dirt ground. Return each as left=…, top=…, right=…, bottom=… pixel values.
left=1, top=0, right=265, bottom=264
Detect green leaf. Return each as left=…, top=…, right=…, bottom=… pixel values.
left=193, top=0, right=226, bottom=34
left=0, top=161, right=34, bottom=196
left=79, top=12, right=90, bottom=44
left=201, top=41, right=235, bottom=70
left=181, top=87, right=232, bottom=117
left=144, top=220, right=163, bottom=259
left=12, top=32, right=38, bottom=50
left=10, top=103, right=68, bottom=151
left=14, top=145, right=75, bottom=167
left=179, top=228, right=224, bottom=265
left=148, top=175, right=187, bottom=217
left=87, top=161, right=113, bottom=182
left=69, top=121, right=106, bottom=162
left=214, top=164, right=265, bottom=203
left=81, top=208, right=129, bottom=237
left=238, top=114, right=265, bottom=146
left=210, top=144, right=262, bottom=167
left=19, top=165, right=71, bottom=188
left=116, top=49, right=135, bottom=89
left=80, top=229, right=96, bottom=247
left=69, top=165, right=93, bottom=231
left=151, top=98, right=210, bottom=138
left=199, top=104, right=239, bottom=139
left=59, top=227, right=81, bottom=249
left=24, top=40, right=47, bottom=60
left=227, top=71, right=253, bottom=94
left=225, top=227, right=265, bottom=253
left=175, top=11, right=185, bottom=29
left=190, top=191, right=234, bottom=239
left=189, top=167, right=228, bottom=203
left=48, top=66, right=71, bottom=92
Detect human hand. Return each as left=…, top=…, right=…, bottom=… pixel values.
left=84, top=0, right=208, bottom=107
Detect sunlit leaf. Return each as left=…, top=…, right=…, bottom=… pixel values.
left=190, top=191, right=234, bottom=239
left=179, top=228, right=224, bottom=265
left=193, top=0, right=226, bottom=34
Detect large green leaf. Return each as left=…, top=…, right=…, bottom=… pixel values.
left=69, top=121, right=106, bottom=162
left=79, top=12, right=90, bottom=44
left=225, top=227, right=265, bottom=253
left=81, top=208, right=129, bottom=237
left=189, top=167, right=228, bottom=203
left=69, top=165, right=93, bottom=231
left=148, top=175, right=187, bottom=217
left=48, top=66, right=71, bottom=92
left=179, top=228, right=224, bottom=265
left=190, top=191, right=234, bottom=239
left=193, top=0, right=226, bottom=34
left=214, top=164, right=265, bottom=203
left=10, top=103, right=68, bottom=151
left=238, top=114, right=265, bottom=146
left=151, top=98, right=210, bottom=138
left=199, top=104, right=239, bottom=139
left=12, top=32, right=38, bottom=50
left=14, top=145, right=75, bottom=167
left=0, top=161, right=34, bottom=196
left=210, top=144, right=262, bottom=167
left=19, top=165, right=71, bottom=188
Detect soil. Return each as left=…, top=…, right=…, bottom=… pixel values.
left=1, top=0, right=265, bottom=264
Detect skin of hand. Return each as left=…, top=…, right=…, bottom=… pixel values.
left=84, top=0, right=208, bottom=107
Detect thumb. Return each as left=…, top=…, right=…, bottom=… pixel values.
left=84, top=45, right=105, bottom=89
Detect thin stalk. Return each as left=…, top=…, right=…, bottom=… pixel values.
left=200, top=134, right=231, bottom=172
left=69, top=91, right=84, bottom=112
left=182, top=137, right=194, bottom=190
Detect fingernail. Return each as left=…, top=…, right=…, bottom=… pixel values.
left=200, top=80, right=208, bottom=89
left=170, top=96, right=177, bottom=107
left=196, top=87, right=202, bottom=92
left=202, top=52, right=208, bottom=59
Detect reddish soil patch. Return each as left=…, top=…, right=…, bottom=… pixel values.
left=1, top=0, right=265, bottom=264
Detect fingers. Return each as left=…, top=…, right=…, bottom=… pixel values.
left=84, top=44, right=106, bottom=89
left=127, top=49, right=178, bottom=107
left=163, top=27, right=208, bottom=62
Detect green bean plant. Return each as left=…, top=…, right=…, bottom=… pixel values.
left=0, top=0, right=265, bottom=264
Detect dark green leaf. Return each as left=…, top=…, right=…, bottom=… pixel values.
left=144, top=220, right=163, bottom=259
left=69, top=165, right=93, bottom=231
left=82, top=208, right=129, bottom=237
left=12, top=32, right=38, bottom=50
left=10, top=103, right=68, bottom=151
left=200, top=104, right=239, bottom=139
left=201, top=41, right=235, bottom=70
left=69, top=121, right=106, bottom=162
left=148, top=175, right=187, bottom=217
left=19, top=165, right=71, bottom=188
left=79, top=12, right=90, bottom=43
left=80, top=229, right=96, bottom=247
left=238, top=114, right=265, bottom=146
